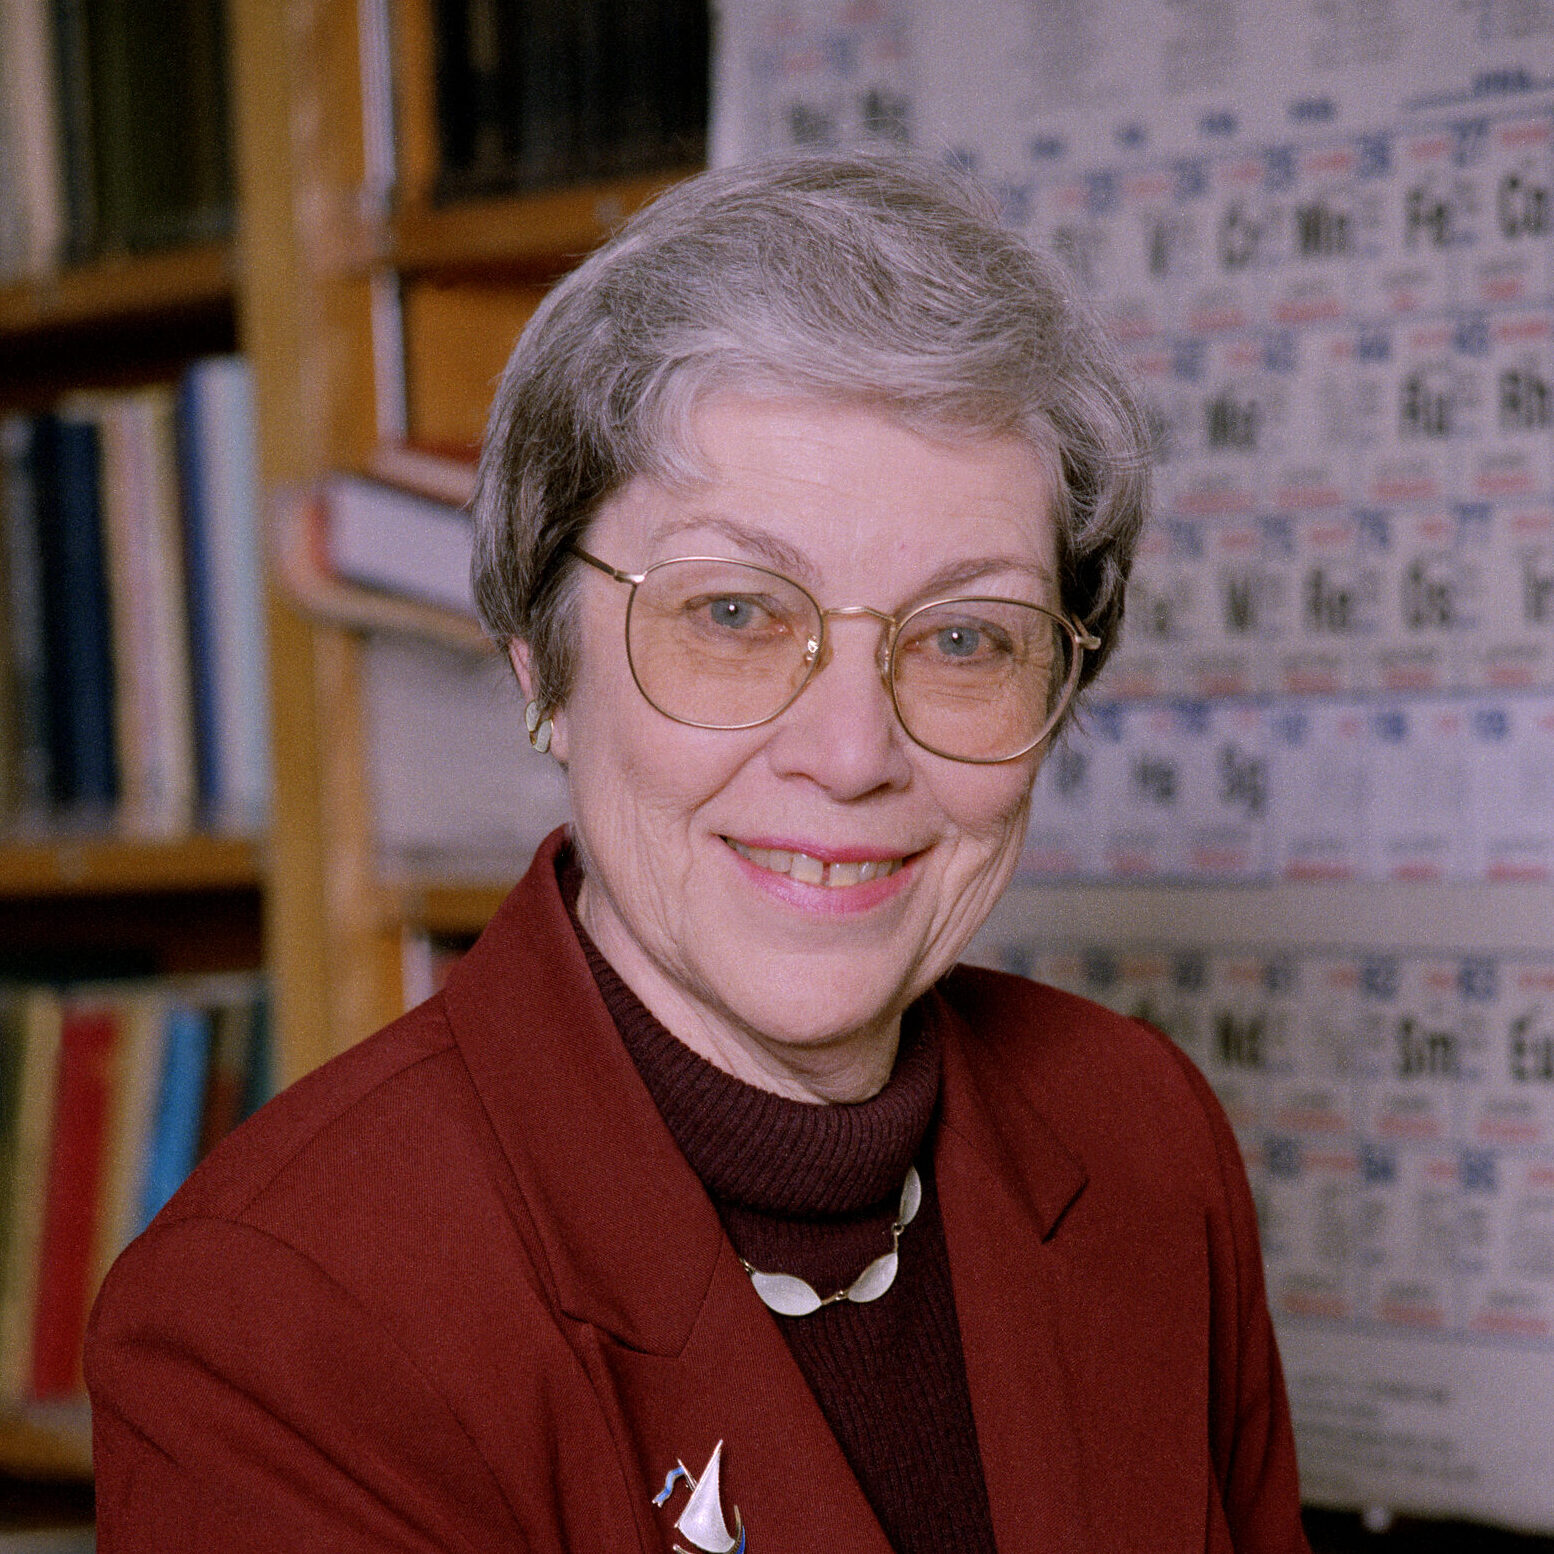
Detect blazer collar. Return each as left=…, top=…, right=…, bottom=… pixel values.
left=442, top=830, right=725, bottom=1356
left=442, top=835, right=1091, bottom=1355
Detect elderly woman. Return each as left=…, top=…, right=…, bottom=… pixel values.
left=88, top=152, right=1308, bottom=1554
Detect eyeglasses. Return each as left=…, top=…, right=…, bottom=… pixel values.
left=571, top=547, right=1099, bottom=764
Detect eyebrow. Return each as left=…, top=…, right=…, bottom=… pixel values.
left=650, top=514, right=1057, bottom=600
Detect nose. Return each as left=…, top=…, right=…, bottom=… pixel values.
left=765, top=613, right=913, bottom=798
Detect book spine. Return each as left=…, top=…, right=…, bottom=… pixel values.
left=137, top=1001, right=211, bottom=1230
left=33, top=409, right=119, bottom=811
left=4, top=0, right=66, bottom=278
left=183, top=358, right=269, bottom=832
left=49, top=0, right=96, bottom=264
left=0, top=989, right=61, bottom=1406
left=175, top=372, right=220, bottom=816
left=1, top=414, right=55, bottom=818
left=30, top=997, right=117, bottom=1400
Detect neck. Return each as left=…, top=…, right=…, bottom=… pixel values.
left=576, top=875, right=900, bottom=1104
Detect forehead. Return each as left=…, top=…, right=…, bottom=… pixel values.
left=594, top=395, right=1058, bottom=589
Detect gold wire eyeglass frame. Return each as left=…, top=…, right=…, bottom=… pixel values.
left=570, top=546, right=1101, bottom=765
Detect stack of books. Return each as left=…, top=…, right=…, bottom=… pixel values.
left=0, top=974, right=271, bottom=1403
left=0, top=357, right=269, bottom=837
left=432, top=0, right=708, bottom=200
left=0, top=0, right=234, bottom=285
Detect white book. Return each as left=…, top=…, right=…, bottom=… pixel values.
left=325, top=472, right=477, bottom=617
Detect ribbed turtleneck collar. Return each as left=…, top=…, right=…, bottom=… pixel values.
left=558, top=845, right=940, bottom=1218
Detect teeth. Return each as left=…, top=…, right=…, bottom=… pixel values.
left=727, top=839, right=904, bottom=887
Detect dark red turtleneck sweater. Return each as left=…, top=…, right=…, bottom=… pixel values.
left=561, top=857, right=998, bottom=1554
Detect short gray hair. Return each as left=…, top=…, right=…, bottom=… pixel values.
left=472, top=149, right=1151, bottom=716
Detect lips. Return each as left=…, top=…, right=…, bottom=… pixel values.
left=723, top=837, right=907, bottom=888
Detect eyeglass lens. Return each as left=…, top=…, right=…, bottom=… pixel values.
left=624, top=559, right=1077, bottom=762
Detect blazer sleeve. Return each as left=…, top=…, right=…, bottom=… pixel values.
left=1163, top=1042, right=1311, bottom=1554
left=86, top=1215, right=528, bottom=1554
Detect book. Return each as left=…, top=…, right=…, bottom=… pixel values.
left=323, top=471, right=477, bottom=617
left=177, top=357, right=268, bottom=833
left=32, top=408, right=118, bottom=813
left=83, top=0, right=233, bottom=255
left=30, top=995, right=117, bottom=1399
left=0, top=988, right=61, bottom=1406
left=94, top=389, right=197, bottom=836
left=87, top=986, right=165, bottom=1295
left=137, top=1000, right=211, bottom=1229
left=1, top=415, right=55, bottom=820
left=48, top=0, right=96, bottom=265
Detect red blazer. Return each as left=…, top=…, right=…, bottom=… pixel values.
left=88, top=831, right=1309, bottom=1553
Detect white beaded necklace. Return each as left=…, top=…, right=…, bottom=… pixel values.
left=738, top=1166, right=923, bottom=1317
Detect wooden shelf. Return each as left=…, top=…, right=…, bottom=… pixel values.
left=0, top=1404, right=93, bottom=1480
left=387, top=169, right=694, bottom=277
left=389, top=880, right=509, bottom=938
left=0, top=833, right=263, bottom=899
left=0, top=242, right=235, bottom=339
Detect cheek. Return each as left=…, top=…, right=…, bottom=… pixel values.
left=932, top=761, right=1038, bottom=845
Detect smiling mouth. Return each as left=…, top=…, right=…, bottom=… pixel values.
left=723, top=838, right=908, bottom=887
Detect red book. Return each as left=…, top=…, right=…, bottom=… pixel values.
left=31, top=999, right=119, bottom=1399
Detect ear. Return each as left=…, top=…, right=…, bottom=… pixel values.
left=507, top=639, right=569, bottom=764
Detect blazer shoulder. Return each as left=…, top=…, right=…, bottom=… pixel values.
left=940, top=962, right=1228, bottom=1176
left=152, top=994, right=469, bottom=1227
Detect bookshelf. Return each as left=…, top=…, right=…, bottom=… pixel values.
left=230, top=0, right=707, bottom=1081
left=0, top=244, right=234, bottom=339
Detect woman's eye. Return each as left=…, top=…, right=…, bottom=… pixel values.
left=935, top=626, right=984, bottom=659
left=708, top=596, right=759, bottom=629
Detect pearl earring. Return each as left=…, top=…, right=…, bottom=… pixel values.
left=524, top=700, right=554, bottom=754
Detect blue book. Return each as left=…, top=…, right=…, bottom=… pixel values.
left=176, top=359, right=268, bottom=830
left=33, top=410, right=118, bottom=810
left=174, top=372, right=219, bottom=816
left=137, top=1002, right=212, bottom=1229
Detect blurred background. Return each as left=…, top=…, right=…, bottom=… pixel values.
left=0, top=0, right=1549, bottom=1546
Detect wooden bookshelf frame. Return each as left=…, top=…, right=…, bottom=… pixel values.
left=0, top=834, right=260, bottom=897
left=0, top=243, right=234, bottom=338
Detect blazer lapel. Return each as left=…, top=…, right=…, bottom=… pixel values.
left=443, top=833, right=894, bottom=1554
left=931, top=987, right=1095, bottom=1554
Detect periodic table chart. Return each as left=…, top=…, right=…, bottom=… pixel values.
left=713, top=0, right=1554, bottom=1531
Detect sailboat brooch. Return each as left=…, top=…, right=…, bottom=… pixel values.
left=652, top=1439, right=746, bottom=1553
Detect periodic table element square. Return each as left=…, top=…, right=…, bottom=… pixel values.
left=1032, top=166, right=1119, bottom=301
left=1353, top=1142, right=1461, bottom=1333
left=1202, top=950, right=1295, bottom=1138
left=1169, top=699, right=1271, bottom=881
left=1460, top=109, right=1553, bottom=310
left=1173, top=333, right=1283, bottom=517
left=1267, top=952, right=1362, bottom=1140
left=1466, top=959, right=1554, bottom=1150
left=1102, top=514, right=1207, bottom=699
left=1460, top=504, right=1554, bottom=691
left=1261, top=1137, right=1360, bottom=1326
left=1364, top=700, right=1473, bottom=883
left=1098, top=165, right=1192, bottom=342
left=1267, top=324, right=1358, bottom=512
left=1458, top=310, right=1554, bottom=503
left=1120, top=945, right=1213, bottom=1071
left=1357, top=951, right=1487, bottom=1145
left=1462, top=1154, right=1554, bottom=1345
left=1467, top=697, right=1554, bottom=885
left=1265, top=139, right=1360, bottom=327
left=1116, top=337, right=1183, bottom=514
left=1353, top=317, right=1462, bottom=507
left=1276, top=512, right=1384, bottom=696
left=1185, top=150, right=1276, bottom=333
left=1353, top=124, right=1466, bottom=318
left=1185, top=515, right=1291, bottom=699
left=1361, top=508, right=1480, bottom=696
left=1269, top=700, right=1370, bottom=882
left=1021, top=732, right=1103, bottom=880
left=1093, top=700, right=1185, bottom=879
